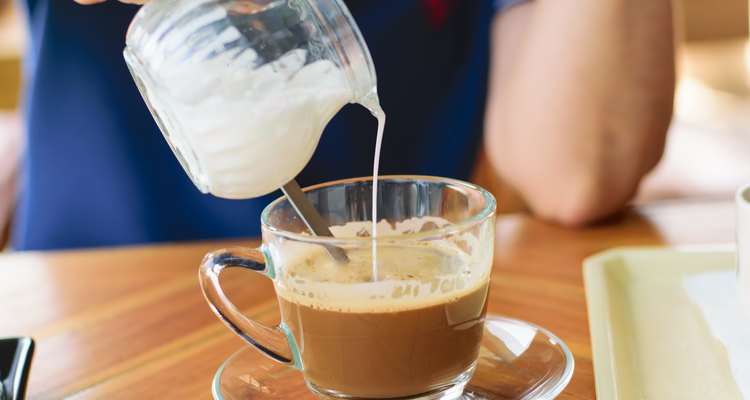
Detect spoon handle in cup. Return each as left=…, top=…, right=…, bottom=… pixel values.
left=281, top=180, right=349, bottom=263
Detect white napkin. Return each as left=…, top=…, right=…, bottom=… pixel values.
left=684, top=270, right=750, bottom=399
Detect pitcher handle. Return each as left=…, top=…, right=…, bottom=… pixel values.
left=198, top=247, right=302, bottom=369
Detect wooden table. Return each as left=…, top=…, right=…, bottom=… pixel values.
left=0, top=199, right=736, bottom=399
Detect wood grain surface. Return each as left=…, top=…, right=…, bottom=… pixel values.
left=0, top=199, right=736, bottom=399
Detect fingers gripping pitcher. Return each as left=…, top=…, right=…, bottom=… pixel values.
left=123, top=0, right=381, bottom=199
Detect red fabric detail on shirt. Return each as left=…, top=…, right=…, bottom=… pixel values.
left=424, top=0, right=455, bottom=28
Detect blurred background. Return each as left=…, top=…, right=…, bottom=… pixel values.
left=635, top=0, right=750, bottom=202
left=1, top=0, right=750, bottom=248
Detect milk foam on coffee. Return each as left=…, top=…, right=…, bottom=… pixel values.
left=273, top=217, right=491, bottom=314
left=136, top=6, right=353, bottom=199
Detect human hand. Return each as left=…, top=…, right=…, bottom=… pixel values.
left=73, top=0, right=149, bottom=4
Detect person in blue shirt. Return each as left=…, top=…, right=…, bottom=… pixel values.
left=8, top=0, right=675, bottom=250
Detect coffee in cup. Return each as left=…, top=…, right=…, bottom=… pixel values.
left=276, top=242, right=490, bottom=398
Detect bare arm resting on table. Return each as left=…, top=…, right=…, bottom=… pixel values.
left=485, top=0, right=675, bottom=226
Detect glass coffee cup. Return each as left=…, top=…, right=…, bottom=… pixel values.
left=199, top=176, right=496, bottom=399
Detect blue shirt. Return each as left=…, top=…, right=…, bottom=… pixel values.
left=14, top=0, right=522, bottom=250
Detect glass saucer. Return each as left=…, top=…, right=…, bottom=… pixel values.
left=213, top=315, right=574, bottom=400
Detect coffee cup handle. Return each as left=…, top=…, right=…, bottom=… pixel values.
left=198, top=247, right=302, bottom=369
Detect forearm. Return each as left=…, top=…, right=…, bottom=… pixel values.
left=0, top=111, right=23, bottom=248
left=485, top=0, right=675, bottom=225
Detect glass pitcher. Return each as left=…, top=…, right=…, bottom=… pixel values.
left=123, top=0, right=378, bottom=199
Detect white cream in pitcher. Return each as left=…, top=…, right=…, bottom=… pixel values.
left=148, top=45, right=352, bottom=198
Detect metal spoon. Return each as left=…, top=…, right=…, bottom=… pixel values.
left=281, top=180, right=349, bottom=263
